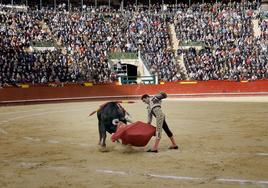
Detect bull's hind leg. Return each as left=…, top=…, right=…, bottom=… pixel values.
left=101, top=131, right=107, bottom=148
left=98, top=122, right=102, bottom=146
left=99, top=131, right=108, bottom=152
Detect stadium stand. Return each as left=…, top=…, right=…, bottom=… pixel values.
left=0, top=1, right=267, bottom=87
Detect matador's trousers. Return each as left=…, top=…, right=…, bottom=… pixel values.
left=151, top=107, right=173, bottom=139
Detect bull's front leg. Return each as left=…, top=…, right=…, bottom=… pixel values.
left=98, top=123, right=108, bottom=151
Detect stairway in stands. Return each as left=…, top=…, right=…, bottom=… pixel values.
left=168, top=24, right=188, bottom=79
left=252, top=19, right=261, bottom=38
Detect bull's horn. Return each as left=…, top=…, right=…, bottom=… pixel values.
left=89, top=110, right=97, bottom=116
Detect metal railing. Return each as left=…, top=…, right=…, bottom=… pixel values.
left=179, top=41, right=205, bottom=47
left=109, top=52, right=138, bottom=59
left=119, top=75, right=156, bottom=85
left=30, top=40, right=58, bottom=47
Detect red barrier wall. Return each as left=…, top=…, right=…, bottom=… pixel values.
left=1, top=80, right=268, bottom=104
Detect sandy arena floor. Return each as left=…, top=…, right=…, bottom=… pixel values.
left=0, top=96, right=268, bottom=188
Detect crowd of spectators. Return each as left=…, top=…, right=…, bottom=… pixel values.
left=174, top=2, right=268, bottom=81
left=0, top=2, right=267, bottom=87
left=42, top=8, right=183, bottom=81
left=0, top=4, right=182, bottom=86
left=259, top=19, right=268, bottom=39
left=0, top=8, right=129, bottom=86
left=126, top=12, right=182, bottom=81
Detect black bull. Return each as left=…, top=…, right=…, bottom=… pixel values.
left=91, top=102, right=129, bottom=147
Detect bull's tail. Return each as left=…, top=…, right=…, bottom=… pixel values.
left=88, top=102, right=110, bottom=116
left=115, top=100, right=135, bottom=104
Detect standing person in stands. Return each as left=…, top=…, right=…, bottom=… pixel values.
left=141, top=92, right=178, bottom=153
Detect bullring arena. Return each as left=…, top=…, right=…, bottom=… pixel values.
left=1, top=0, right=268, bottom=187
left=1, top=96, right=268, bottom=188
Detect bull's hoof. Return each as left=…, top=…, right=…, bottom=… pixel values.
left=116, top=140, right=121, bottom=144
left=99, top=147, right=109, bottom=152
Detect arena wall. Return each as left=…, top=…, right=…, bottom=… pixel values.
left=1, top=80, right=268, bottom=104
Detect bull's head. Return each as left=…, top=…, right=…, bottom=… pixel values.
left=112, top=119, right=127, bottom=131
left=111, top=117, right=127, bottom=132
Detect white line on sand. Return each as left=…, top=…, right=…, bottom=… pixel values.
left=168, top=96, right=268, bottom=103
left=2, top=108, right=268, bottom=157
left=0, top=106, right=92, bottom=140
left=146, top=174, right=203, bottom=181
left=0, top=108, right=46, bottom=116
left=96, top=169, right=128, bottom=175
left=97, top=170, right=268, bottom=185
left=0, top=128, right=8, bottom=134
left=216, top=178, right=268, bottom=185
left=23, top=137, right=35, bottom=141
left=23, top=137, right=41, bottom=142
left=256, top=153, right=268, bottom=156
left=0, top=107, right=90, bottom=126
left=48, top=140, right=60, bottom=144
left=1, top=92, right=268, bottom=104
left=2, top=102, right=268, bottom=183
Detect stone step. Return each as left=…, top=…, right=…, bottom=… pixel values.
left=252, top=19, right=261, bottom=38
left=168, top=23, right=188, bottom=79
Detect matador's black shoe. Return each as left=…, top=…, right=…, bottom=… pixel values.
left=147, top=149, right=158, bottom=153
left=168, top=145, right=179, bottom=150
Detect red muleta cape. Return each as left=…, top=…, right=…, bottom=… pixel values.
left=111, top=121, right=156, bottom=147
